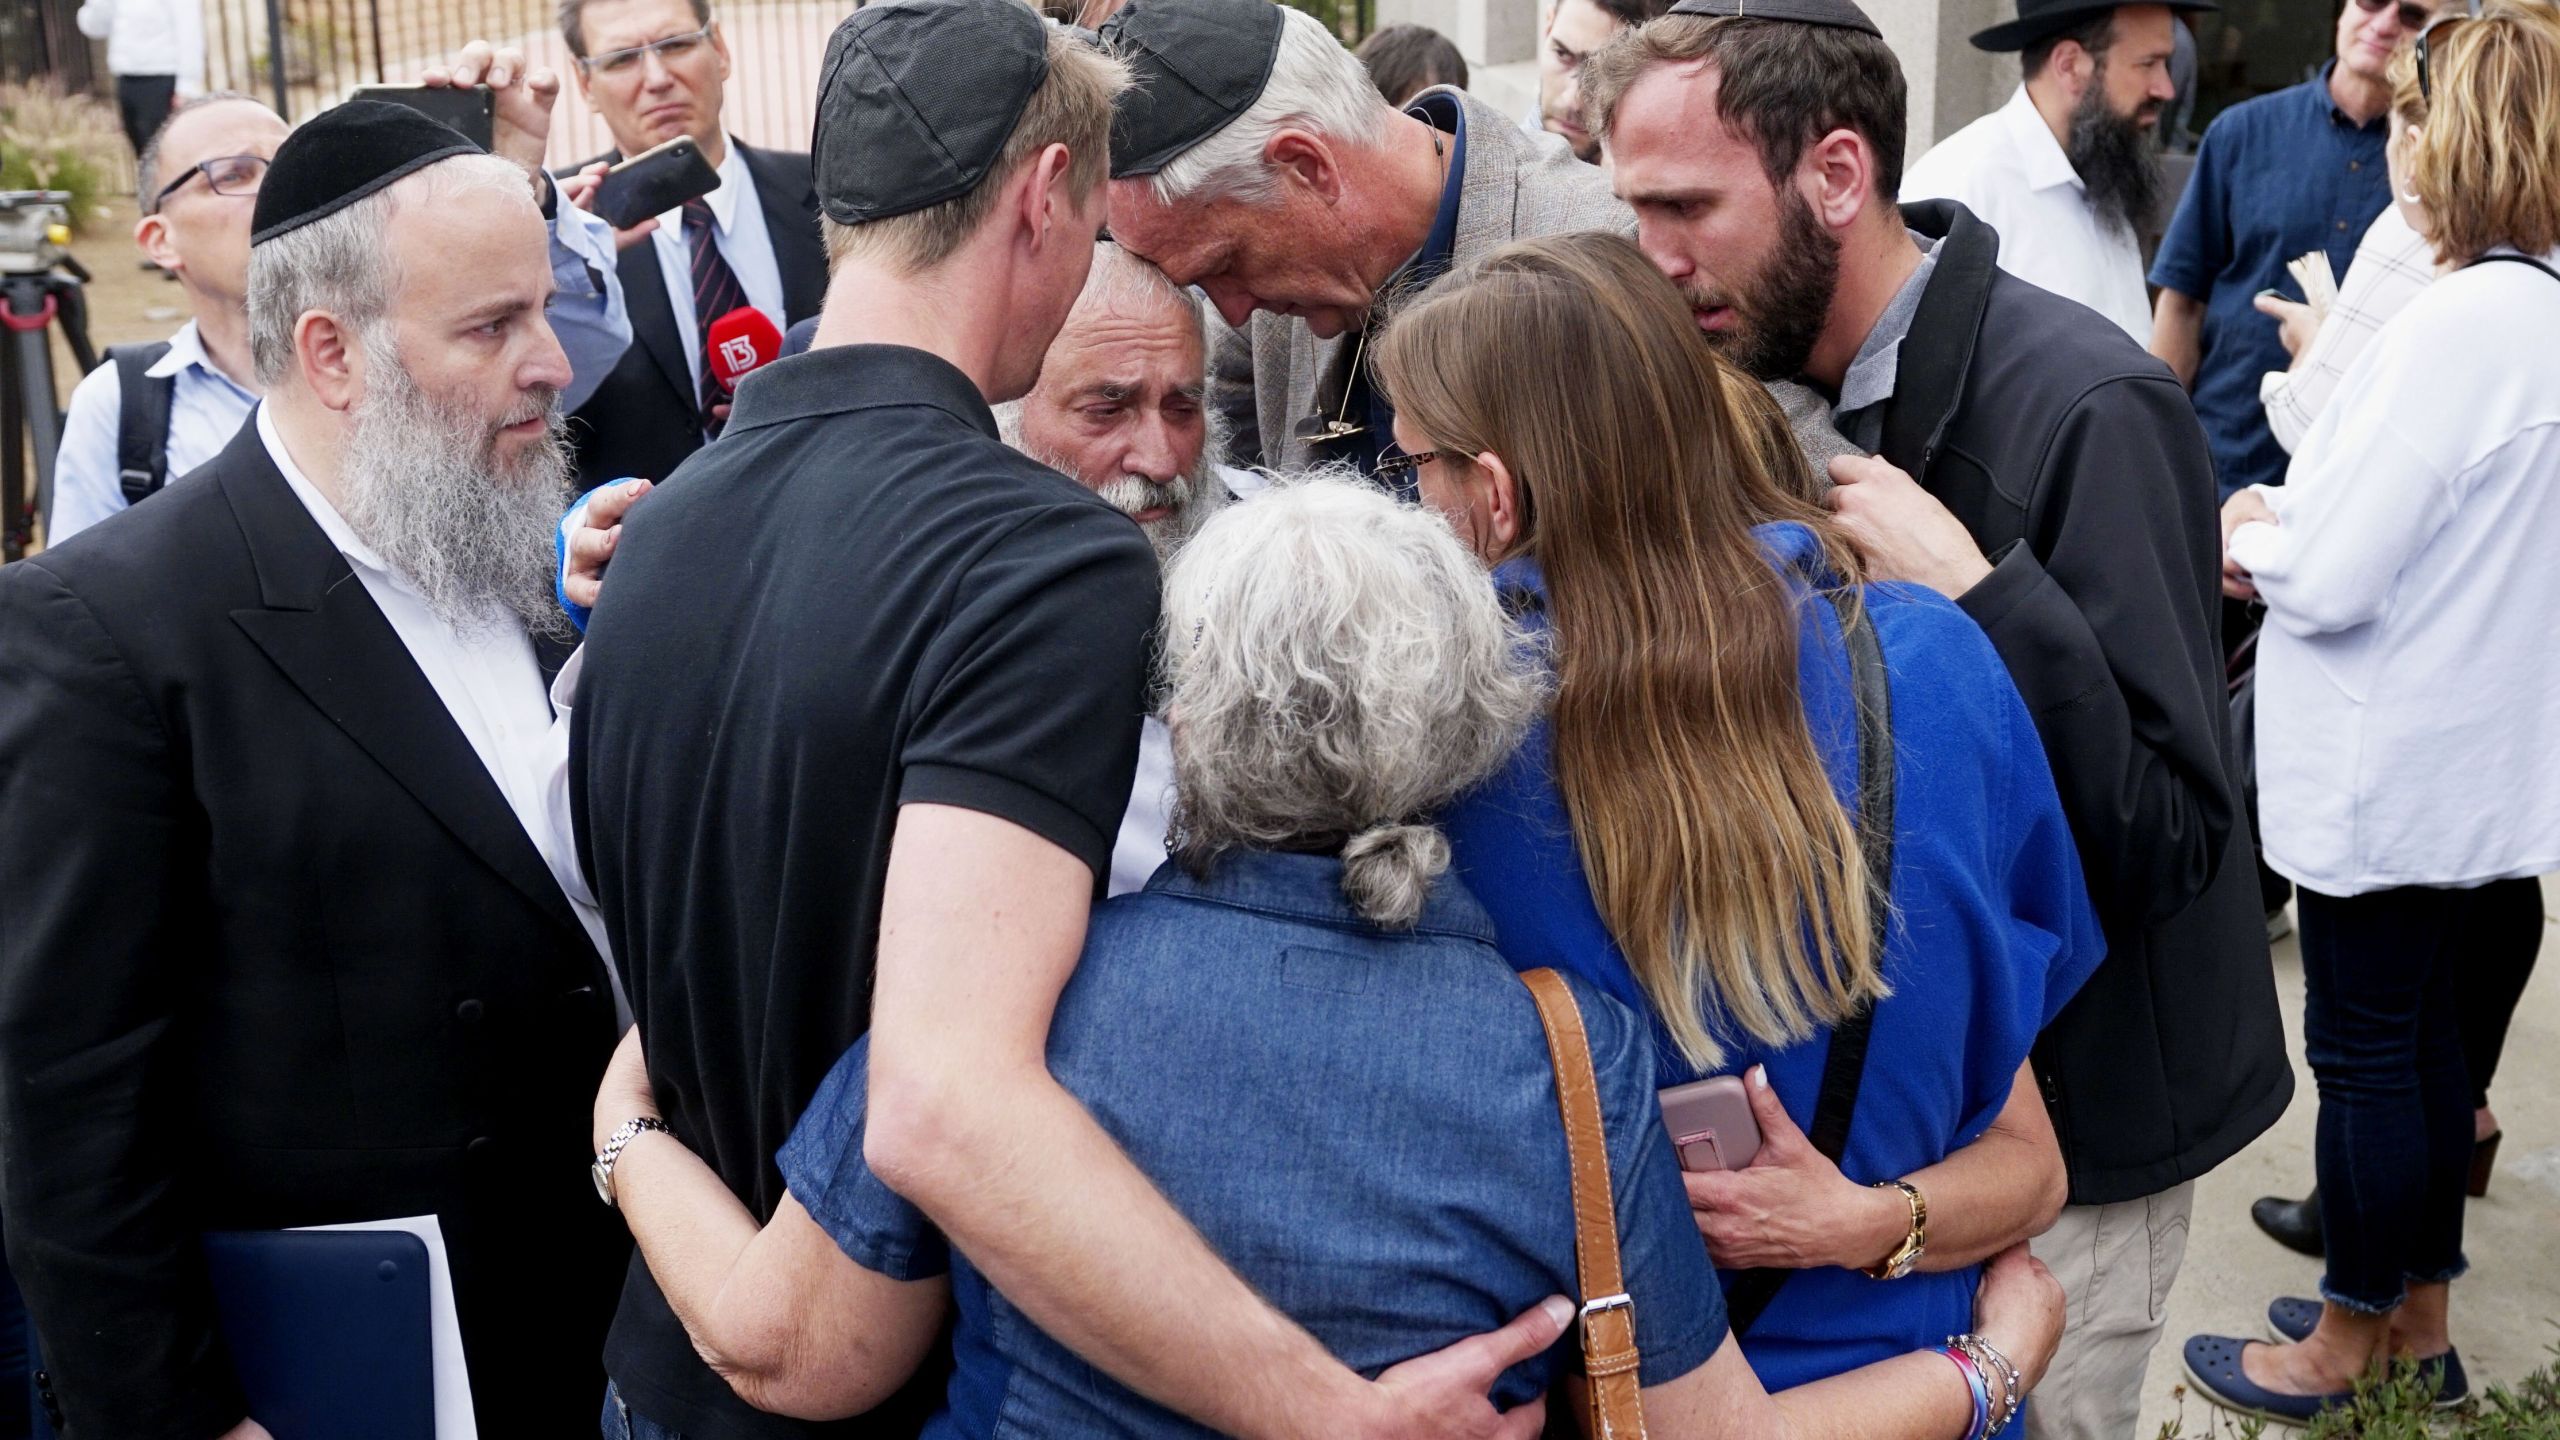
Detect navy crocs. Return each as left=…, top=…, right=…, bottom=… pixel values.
left=2266, top=1297, right=2322, bottom=1342
left=2183, top=1334, right=2356, bottom=1427
left=2261, top=1300, right=2469, bottom=1404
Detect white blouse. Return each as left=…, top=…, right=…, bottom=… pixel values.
left=2232, top=247, right=2560, bottom=895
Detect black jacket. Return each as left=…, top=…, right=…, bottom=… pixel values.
left=562, top=140, right=829, bottom=489
left=0, top=423, right=627, bottom=1438
left=1887, top=201, right=2293, bottom=1205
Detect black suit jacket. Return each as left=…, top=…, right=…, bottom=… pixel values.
left=0, top=422, right=627, bottom=1439
left=563, top=141, right=828, bottom=488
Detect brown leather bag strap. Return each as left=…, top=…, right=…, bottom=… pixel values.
left=1520, top=967, right=1650, bottom=1440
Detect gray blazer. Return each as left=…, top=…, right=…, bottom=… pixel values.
left=1208, top=89, right=1628, bottom=472
left=1208, top=88, right=1852, bottom=477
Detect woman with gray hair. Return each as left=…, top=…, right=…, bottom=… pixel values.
left=591, top=474, right=2059, bottom=1438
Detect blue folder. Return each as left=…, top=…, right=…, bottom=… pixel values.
left=31, top=1228, right=436, bottom=1440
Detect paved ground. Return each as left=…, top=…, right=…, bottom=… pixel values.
left=2137, top=881, right=2560, bottom=1434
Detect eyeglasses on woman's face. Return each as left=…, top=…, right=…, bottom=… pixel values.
left=1374, top=448, right=1468, bottom=485
left=151, top=153, right=267, bottom=213
left=579, top=24, right=716, bottom=77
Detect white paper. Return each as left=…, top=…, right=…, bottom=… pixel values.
left=293, top=1214, right=477, bottom=1440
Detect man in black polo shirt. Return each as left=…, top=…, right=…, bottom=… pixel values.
left=570, top=4, right=1563, bottom=1437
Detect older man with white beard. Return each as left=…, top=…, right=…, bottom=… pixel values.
left=0, top=100, right=628, bottom=1439
left=996, top=244, right=1241, bottom=894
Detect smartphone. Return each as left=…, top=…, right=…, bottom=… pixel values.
left=1659, top=1076, right=1760, bottom=1173
left=351, top=84, right=495, bottom=151
left=590, top=136, right=720, bottom=230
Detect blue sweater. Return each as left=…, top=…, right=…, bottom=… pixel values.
left=1441, top=522, right=2106, bottom=1391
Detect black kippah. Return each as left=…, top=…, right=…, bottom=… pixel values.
left=250, top=98, right=482, bottom=246
left=1664, top=0, right=1885, bottom=36
left=811, top=0, right=1054, bottom=225
left=1100, top=0, right=1286, bottom=180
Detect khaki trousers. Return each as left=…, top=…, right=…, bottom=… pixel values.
left=2024, top=1182, right=2196, bottom=1440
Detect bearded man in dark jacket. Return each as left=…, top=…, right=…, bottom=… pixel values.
left=1587, top=9, right=2290, bottom=1439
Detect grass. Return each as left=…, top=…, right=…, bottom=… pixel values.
left=2156, top=1343, right=2560, bottom=1439
left=0, top=78, right=131, bottom=232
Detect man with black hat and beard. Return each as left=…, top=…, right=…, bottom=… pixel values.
left=568, top=3, right=1570, bottom=1437
left=0, top=99, right=627, bottom=1438
left=1581, top=5, right=2288, bottom=1437
left=1901, top=0, right=2211, bottom=339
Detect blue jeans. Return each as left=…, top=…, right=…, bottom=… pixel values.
left=600, top=1382, right=684, bottom=1440
left=2300, top=882, right=2493, bottom=1313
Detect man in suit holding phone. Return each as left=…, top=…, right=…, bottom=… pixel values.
left=557, top=0, right=828, bottom=486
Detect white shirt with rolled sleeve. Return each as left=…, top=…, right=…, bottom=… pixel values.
left=1902, top=86, right=2153, bottom=340
left=646, top=142, right=788, bottom=398
left=49, top=200, right=630, bottom=546
left=2231, top=248, right=2560, bottom=896
left=75, top=0, right=204, bottom=90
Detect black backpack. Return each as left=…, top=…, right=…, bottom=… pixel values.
left=102, top=340, right=177, bottom=506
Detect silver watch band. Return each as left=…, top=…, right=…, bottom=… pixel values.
left=592, top=1116, right=674, bottom=1208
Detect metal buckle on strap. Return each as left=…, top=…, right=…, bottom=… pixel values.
left=1581, top=1292, right=1632, bottom=1328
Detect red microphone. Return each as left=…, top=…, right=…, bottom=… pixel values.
left=705, top=307, right=783, bottom=396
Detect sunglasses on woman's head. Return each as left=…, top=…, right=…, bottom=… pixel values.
left=2415, top=8, right=2479, bottom=103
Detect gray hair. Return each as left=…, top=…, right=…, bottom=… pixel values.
left=993, top=242, right=1206, bottom=442
left=1149, top=5, right=1393, bottom=207
left=1161, top=472, right=1544, bottom=928
left=247, top=153, right=533, bottom=386
left=139, top=90, right=269, bottom=210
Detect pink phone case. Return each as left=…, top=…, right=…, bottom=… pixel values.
left=1658, top=1076, right=1761, bottom=1172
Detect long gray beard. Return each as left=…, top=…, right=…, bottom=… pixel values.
left=338, top=337, right=575, bottom=643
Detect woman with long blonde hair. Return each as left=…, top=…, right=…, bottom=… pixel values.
left=1376, top=231, right=2107, bottom=1388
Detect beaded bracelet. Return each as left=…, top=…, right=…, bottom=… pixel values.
left=1950, top=1333, right=2024, bottom=1435
left=1942, top=1346, right=1991, bottom=1440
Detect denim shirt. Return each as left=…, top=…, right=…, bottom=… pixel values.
left=780, top=850, right=1728, bottom=1438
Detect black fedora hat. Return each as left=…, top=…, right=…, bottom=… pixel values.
left=1969, top=0, right=2216, bottom=52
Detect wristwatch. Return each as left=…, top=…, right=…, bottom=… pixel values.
left=592, top=1116, right=674, bottom=1209
left=1865, top=1179, right=1929, bottom=1280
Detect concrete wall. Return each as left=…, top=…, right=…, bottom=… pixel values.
left=1385, top=0, right=2016, bottom=159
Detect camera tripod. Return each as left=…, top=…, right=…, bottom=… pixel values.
left=1, top=261, right=97, bottom=562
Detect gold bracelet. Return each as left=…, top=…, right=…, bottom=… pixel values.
left=1864, top=1179, right=1928, bottom=1280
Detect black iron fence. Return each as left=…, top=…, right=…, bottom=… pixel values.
left=25, top=0, right=1372, bottom=169
left=197, top=0, right=844, bottom=166
left=1, top=0, right=102, bottom=94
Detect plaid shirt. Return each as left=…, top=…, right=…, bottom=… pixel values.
left=2262, top=205, right=2439, bottom=454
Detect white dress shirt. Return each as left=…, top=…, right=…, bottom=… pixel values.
left=49, top=202, right=629, bottom=548
left=2232, top=247, right=2560, bottom=896
left=2260, top=205, right=2437, bottom=454
left=258, top=406, right=626, bottom=1016
left=1902, top=86, right=2153, bottom=340
left=75, top=0, right=204, bottom=89
left=1109, top=717, right=1177, bottom=897
left=647, top=141, right=789, bottom=397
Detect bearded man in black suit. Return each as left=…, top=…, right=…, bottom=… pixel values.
left=0, top=103, right=625, bottom=1439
